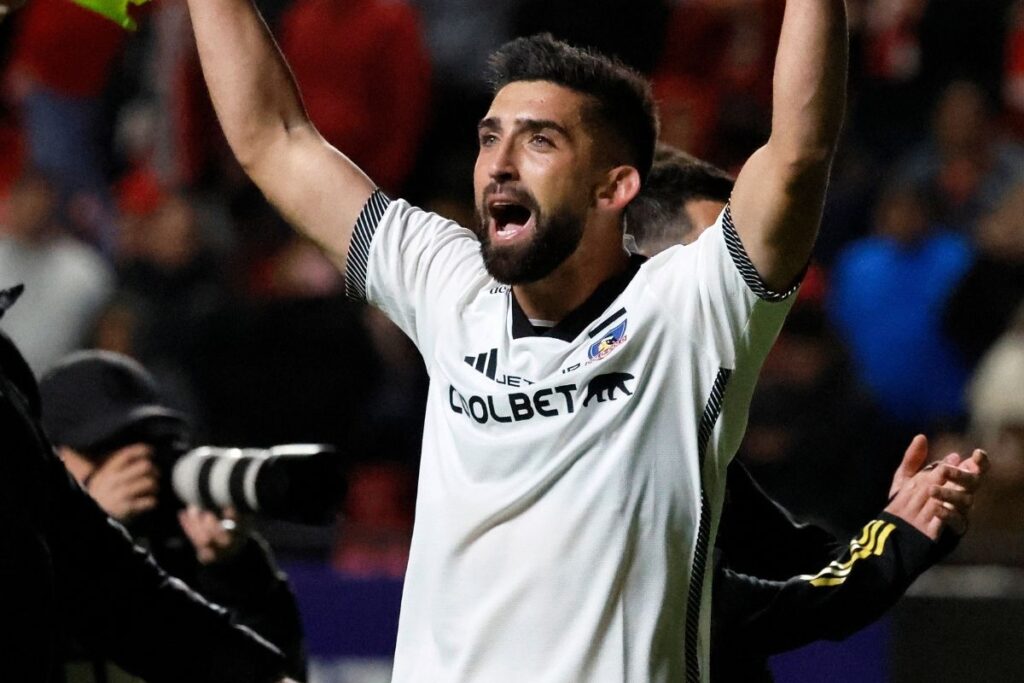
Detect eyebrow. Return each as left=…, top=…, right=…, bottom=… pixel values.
left=477, top=117, right=572, bottom=140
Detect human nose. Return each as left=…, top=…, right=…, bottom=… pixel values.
left=488, top=139, right=518, bottom=184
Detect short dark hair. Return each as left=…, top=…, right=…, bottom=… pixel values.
left=487, top=34, right=658, bottom=182
left=625, top=144, right=735, bottom=254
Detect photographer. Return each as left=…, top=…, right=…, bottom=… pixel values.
left=39, top=350, right=307, bottom=682
left=1, top=284, right=295, bottom=683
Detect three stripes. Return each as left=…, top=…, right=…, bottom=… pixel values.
left=799, top=519, right=897, bottom=588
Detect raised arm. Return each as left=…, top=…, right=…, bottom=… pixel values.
left=730, top=0, right=848, bottom=291
left=185, top=0, right=375, bottom=266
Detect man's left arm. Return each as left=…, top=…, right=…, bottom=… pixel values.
left=716, top=513, right=939, bottom=655
left=730, top=0, right=848, bottom=291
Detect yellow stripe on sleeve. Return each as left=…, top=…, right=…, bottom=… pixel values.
left=798, top=520, right=896, bottom=587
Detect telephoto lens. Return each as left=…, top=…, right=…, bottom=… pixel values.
left=171, top=444, right=346, bottom=524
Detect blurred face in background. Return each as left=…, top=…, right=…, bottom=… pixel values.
left=3, top=174, right=57, bottom=243
left=976, top=184, right=1024, bottom=260
left=934, top=81, right=990, bottom=156
left=147, top=195, right=199, bottom=271
left=875, top=188, right=930, bottom=245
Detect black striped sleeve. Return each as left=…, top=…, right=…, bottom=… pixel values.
left=721, top=204, right=803, bottom=302
left=344, top=189, right=392, bottom=303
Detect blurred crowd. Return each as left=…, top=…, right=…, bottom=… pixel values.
left=1, top=0, right=1023, bottom=574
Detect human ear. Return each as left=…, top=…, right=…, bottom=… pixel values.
left=595, top=166, right=641, bottom=212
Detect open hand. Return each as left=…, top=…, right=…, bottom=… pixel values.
left=886, top=436, right=989, bottom=540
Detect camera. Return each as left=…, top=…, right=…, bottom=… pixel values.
left=171, top=444, right=346, bottom=525
left=39, top=351, right=346, bottom=526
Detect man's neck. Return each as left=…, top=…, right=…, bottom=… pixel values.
left=512, top=244, right=630, bottom=323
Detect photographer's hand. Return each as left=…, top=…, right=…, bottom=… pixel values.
left=61, top=444, right=160, bottom=522
left=179, top=505, right=248, bottom=565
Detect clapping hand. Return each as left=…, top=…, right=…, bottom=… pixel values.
left=885, top=435, right=989, bottom=540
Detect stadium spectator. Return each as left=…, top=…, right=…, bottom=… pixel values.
left=944, top=182, right=1024, bottom=368
left=278, top=0, right=431, bottom=194
left=1005, top=0, right=1024, bottom=137
left=3, top=0, right=142, bottom=246
left=828, top=183, right=973, bottom=431
left=957, top=320, right=1024, bottom=565
left=845, top=0, right=929, bottom=154
left=653, top=0, right=784, bottom=168
left=893, top=80, right=1024, bottom=230
left=0, top=170, right=113, bottom=375
left=332, top=461, right=415, bottom=578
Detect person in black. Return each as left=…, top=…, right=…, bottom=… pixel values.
left=0, top=283, right=296, bottom=683
left=711, top=440, right=980, bottom=682
left=626, top=145, right=989, bottom=682
left=38, top=350, right=308, bottom=682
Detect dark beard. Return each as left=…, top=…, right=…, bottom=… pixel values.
left=475, top=203, right=586, bottom=285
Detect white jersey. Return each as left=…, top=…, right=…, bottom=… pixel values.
left=345, top=191, right=799, bottom=683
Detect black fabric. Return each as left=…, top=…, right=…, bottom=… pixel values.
left=943, top=255, right=1024, bottom=367
left=717, top=461, right=843, bottom=580
left=711, top=487, right=948, bottom=683
left=0, top=327, right=287, bottom=683
left=39, top=350, right=188, bottom=452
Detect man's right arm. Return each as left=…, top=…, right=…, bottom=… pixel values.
left=185, top=0, right=376, bottom=268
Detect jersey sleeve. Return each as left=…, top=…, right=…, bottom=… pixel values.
left=642, top=205, right=803, bottom=469
left=344, top=190, right=487, bottom=355
left=712, top=513, right=950, bottom=657
left=717, top=461, right=843, bottom=581
left=643, top=204, right=801, bottom=372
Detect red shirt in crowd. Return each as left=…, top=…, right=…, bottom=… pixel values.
left=279, top=0, right=431, bottom=194
left=8, top=0, right=137, bottom=99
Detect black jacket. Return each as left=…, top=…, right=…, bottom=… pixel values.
left=711, top=461, right=955, bottom=682
left=0, top=286, right=287, bottom=683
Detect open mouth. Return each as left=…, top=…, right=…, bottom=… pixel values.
left=489, top=202, right=535, bottom=241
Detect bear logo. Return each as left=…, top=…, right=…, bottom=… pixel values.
left=583, top=372, right=635, bottom=407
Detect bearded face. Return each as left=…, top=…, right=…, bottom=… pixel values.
left=474, top=182, right=587, bottom=285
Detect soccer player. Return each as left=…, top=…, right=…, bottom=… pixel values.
left=626, top=145, right=989, bottom=681
left=186, top=1, right=847, bottom=681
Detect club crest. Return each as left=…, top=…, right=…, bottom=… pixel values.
left=588, top=320, right=628, bottom=361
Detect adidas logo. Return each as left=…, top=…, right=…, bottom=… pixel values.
left=463, top=348, right=534, bottom=387
left=464, top=348, right=499, bottom=380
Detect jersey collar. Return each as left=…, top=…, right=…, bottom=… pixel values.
left=510, top=254, right=646, bottom=342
